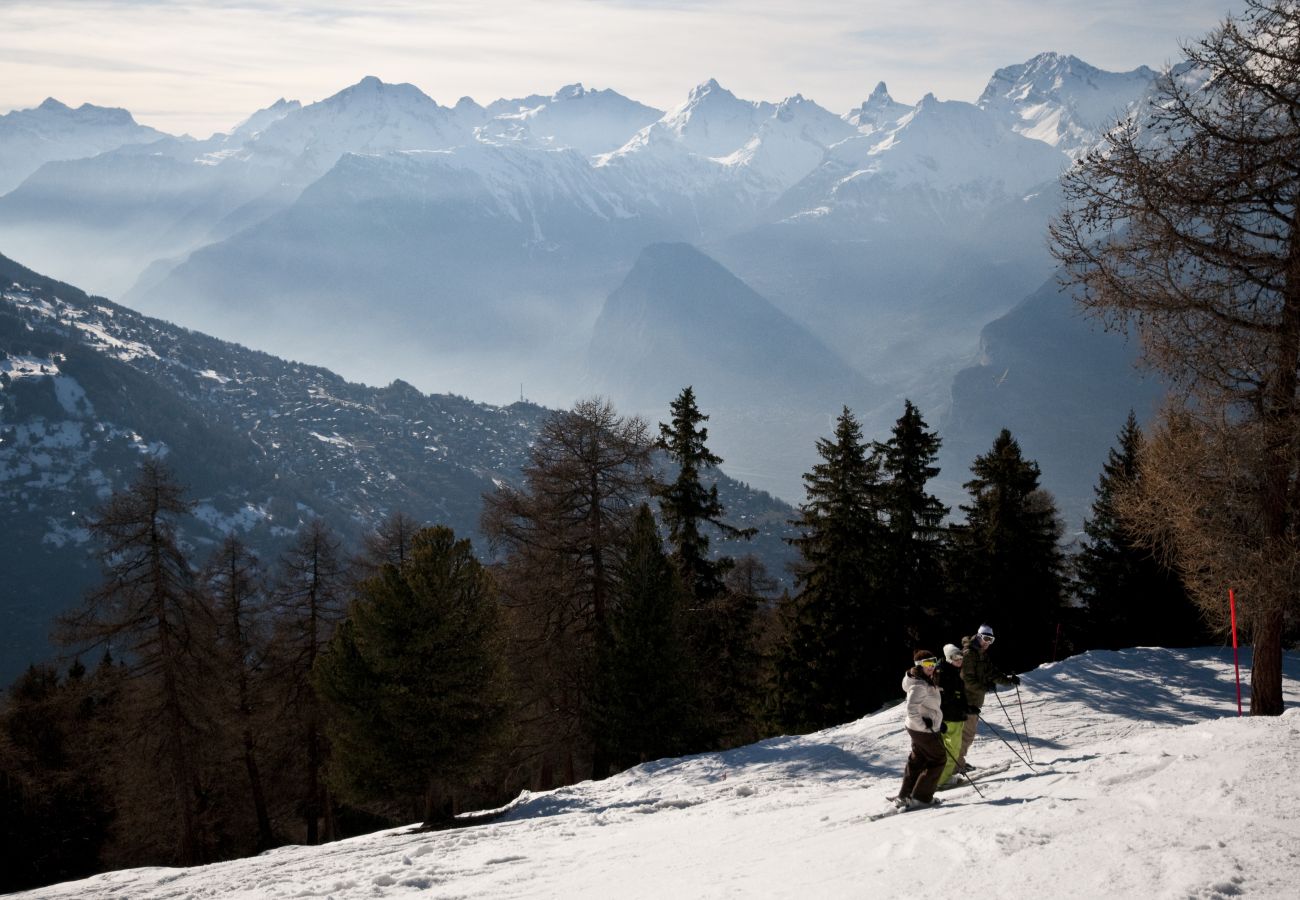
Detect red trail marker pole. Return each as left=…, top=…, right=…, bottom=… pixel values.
left=1229, top=589, right=1242, bottom=717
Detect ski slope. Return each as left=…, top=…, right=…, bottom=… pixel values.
left=20, top=647, right=1300, bottom=899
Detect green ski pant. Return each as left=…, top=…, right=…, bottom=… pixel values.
left=938, top=719, right=965, bottom=786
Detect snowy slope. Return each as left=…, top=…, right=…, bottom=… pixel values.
left=21, top=647, right=1299, bottom=899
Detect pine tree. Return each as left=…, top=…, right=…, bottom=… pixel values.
left=589, top=505, right=694, bottom=770
left=54, top=459, right=214, bottom=865
left=1076, top=413, right=1210, bottom=649
left=875, top=400, right=949, bottom=645
left=315, top=526, right=509, bottom=823
left=655, top=387, right=757, bottom=748
left=953, top=429, right=1066, bottom=673
left=778, top=408, right=887, bottom=731
left=656, top=386, right=754, bottom=596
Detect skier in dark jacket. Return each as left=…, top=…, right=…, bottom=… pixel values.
left=935, top=643, right=968, bottom=786
left=958, top=624, right=1020, bottom=771
left=892, top=649, right=947, bottom=809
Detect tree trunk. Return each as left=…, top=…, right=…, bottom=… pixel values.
left=242, top=728, right=274, bottom=850
left=1250, top=607, right=1286, bottom=716
left=305, top=720, right=320, bottom=844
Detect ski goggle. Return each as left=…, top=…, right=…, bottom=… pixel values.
left=978, top=634, right=995, bottom=645
left=918, top=657, right=939, bottom=669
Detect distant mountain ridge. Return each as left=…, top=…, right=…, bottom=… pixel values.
left=0, top=54, right=1166, bottom=511
left=0, top=253, right=796, bottom=683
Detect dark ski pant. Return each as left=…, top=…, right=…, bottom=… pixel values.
left=898, top=727, right=946, bottom=803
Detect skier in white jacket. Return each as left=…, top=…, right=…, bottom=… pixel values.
left=893, top=649, right=947, bottom=809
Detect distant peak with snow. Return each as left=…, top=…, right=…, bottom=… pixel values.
left=977, top=51, right=1157, bottom=156
left=845, top=81, right=911, bottom=132
left=230, top=98, right=302, bottom=138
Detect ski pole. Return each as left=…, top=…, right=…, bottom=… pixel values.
left=940, top=730, right=984, bottom=798
left=994, top=689, right=1032, bottom=764
left=977, top=714, right=1038, bottom=774
left=1013, top=684, right=1033, bottom=764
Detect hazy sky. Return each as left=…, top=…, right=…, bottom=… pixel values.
left=0, top=0, right=1248, bottom=137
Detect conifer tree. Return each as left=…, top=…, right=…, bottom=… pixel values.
left=315, top=526, right=508, bottom=823
left=55, top=459, right=213, bottom=865
left=656, top=386, right=754, bottom=596
left=779, top=408, right=886, bottom=731
left=953, top=429, right=1065, bottom=673
left=0, top=662, right=115, bottom=892
left=589, top=505, right=694, bottom=770
left=875, top=400, right=949, bottom=644
left=1076, top=413, right=1210, bottom=649
left=656, top=387, right=757, bottom=748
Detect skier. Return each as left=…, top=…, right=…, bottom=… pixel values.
left=958, top=624, right=1020, bottom=772
left=935, top=643, right=968, bottom=786
left=892, top=650, right=947, bottom=809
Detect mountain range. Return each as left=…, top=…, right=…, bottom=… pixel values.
left=0, top=252, right=794, bottom=683
left=0, top=52, right=1166, bottom=514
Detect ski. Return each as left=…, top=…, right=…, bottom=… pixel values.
left=867, top=795, right=944, bottom=821
left=936, top=761, right=1013, bottom=791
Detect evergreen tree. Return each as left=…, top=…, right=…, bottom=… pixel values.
left=315, top=526, right=509, bottom=823
left=54, top=459, right=214, bottom=865
left=270, top=519, right=349, bottom=844
left=655, top=387, right=757, bottom=748
left=875, top=400, right=950, bottom=645
left=1076, top=413, right=1211, bottom=649
left=589, top=505, right=694, bottom=770
left=715, top=555, right=777, bottom=746
left=656, top=386, right=753, bottom=597
left=953, top=429, right=1066, bottom=673
left=0, top=662, right=116, bottom=892
left=778, top=408, right=886, bottom=731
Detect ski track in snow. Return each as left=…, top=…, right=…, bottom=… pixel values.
left=16, top=647, right=1300, bottom=899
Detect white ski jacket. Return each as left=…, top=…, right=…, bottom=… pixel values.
left=901, top=669, right=943, bottom=734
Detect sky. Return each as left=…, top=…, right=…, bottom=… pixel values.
left=22, top=647, right=1300, bottom=898
left=0, top=0, right=1251, bottom=138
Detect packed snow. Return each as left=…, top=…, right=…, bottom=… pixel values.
left=19, top=647, right=1299, bottom=899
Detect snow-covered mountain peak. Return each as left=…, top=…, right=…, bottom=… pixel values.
left=0, top=97, right=169, bottom=194
left=326, top=75, right=439, bottom=109
left=230, top=98, right=301, bottom=139
left=978, top=52, right=1157, bottom=156
left=240, top=76, right=467, bottom=177
left=846, top=82, right=912, bottom=132
left=643, top=79, right=778, bottom=159
left=719, top=94, right=856, bottom=190
left=819, top=91, right=1068, bottom=198
left=554, top=83, right=587, bottom=101
left=475, top=83, right=661, bottom=156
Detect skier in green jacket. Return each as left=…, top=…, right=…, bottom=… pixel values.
left=957, top=624, right=1019, bottom=772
